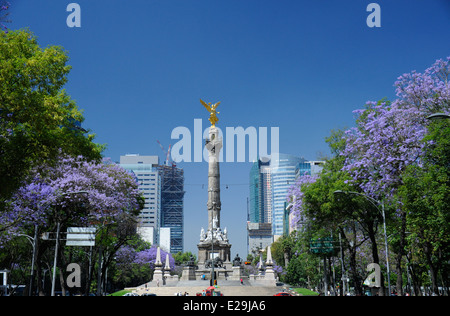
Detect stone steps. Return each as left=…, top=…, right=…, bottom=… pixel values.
left=176, top=279, right=251, bottom=287
left=134, top=284, right=283, bottom=296
left=132, top=278, right=289, bottom=296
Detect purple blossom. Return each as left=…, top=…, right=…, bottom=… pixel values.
left=0, top=1, right=10, bottom=32
left=0, top=182, right=55, bottom=244
left=133, top=245, right=175, bottom=271
left=341, top=57, right=450, bottom=202
left=255, top=259, right=284, bottom=275
left=286, top=174, right=318, bottom=228
left=116, top=245, right=138, bottom=268
left=1, top=154, right=143, bottom=246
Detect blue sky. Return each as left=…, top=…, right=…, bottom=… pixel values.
left=9, top=0, right=450, bottom=256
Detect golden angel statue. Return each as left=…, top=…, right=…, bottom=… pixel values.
left=200, top=99, right=221, bottom=127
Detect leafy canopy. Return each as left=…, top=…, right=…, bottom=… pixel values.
left=0, top=29, right=104, bottom=200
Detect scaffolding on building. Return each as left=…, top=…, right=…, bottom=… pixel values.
left=157, top=164, right=185, bottom=254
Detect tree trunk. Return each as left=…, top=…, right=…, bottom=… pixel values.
left=421, top=234, right=439, bottom=295
left=340, top=225, right=363, bottom=295
left=58, top=243, right=68, bottom=296
left=367, top=222, right=385, bottom=296
left=35, top=240, right=49, bottom=296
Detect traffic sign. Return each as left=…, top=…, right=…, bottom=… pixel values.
left=66, top=227, right=96, bottom=246
left=309, top=237, right=337, bottom=255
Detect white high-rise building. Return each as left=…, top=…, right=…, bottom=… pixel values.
left=120, top=154, right=161, bottom=245
left=270, top=154, right=306, bottom=239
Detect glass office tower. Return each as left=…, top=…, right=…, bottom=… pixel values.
left=270, top=154, right=306, bottom=238
left=249, top=158, right=272, bottom=223
left=248, top=154, right=323, bottom=251
left=248, top=158, right=273, bottom=254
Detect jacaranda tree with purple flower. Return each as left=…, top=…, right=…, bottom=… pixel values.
left=134, top=245, right=175, bottom=271
left=343, top=58, right=449, bottom=200
left=341, top=57, right=450, bottom=294
left=285, top=57, right=450, bottom=295
left=0, top=182, right=54, bottom=243
left=1, top=154, right=143, bottom=243
left=0, top=154, right=144, bottom=295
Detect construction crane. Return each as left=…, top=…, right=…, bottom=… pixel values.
left=156, top=140, right=175, bottom=167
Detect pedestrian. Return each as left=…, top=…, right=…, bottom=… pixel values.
left=240, top=278, right=243, bottom=285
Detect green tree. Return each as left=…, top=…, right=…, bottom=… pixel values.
left=271, top=235, right=293, bottom=268
left=173, top=251, right=197, bottom=265
left=0, top=29, right=104, bottom=201
left=398, top=119, right=450, bottom=295
left=288, top=129, right=377, bottom=295
left=282, top=231, right=320, bottom=288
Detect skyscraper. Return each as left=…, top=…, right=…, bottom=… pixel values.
left=248, top=158, right=273, bottom=254
left=157, top=164, right=185, bottom=254
left=120, top=154, right=185, bottom=253
left=270, top=153, right=306, bottom=238
left=249, top=158, right=271, bottom=224
left=248, top=154, right=324, bottom=252
left=120, top=154, right=161, bottom=245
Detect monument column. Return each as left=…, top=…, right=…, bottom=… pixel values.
left=198, top=99, right=231, bottom=265
left=206, top=126, right=222, bottom=231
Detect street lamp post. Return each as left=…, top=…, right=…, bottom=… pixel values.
left=333, top=190, right=391, bottom=295
left=15, top=227, right=37, bottom=296
left=51, top=221, right=61, bottom=297
left=426, top=113, right=450, bottom=120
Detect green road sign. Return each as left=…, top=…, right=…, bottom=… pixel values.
left=309, top=237, right=337, bottom=255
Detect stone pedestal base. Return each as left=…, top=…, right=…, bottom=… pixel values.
left=194, top=267, right=234, bottom=281
left=197, top=241, right=231, bottom=264
left=229, top=266, right=244, bottom=281
left=180, top=266, right=197, bottom=281
left=150, top=267, right=164, bottom=286
left=264, top=266, right=277, bottom=281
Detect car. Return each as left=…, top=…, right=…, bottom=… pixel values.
left=141, top=293, right=157, bottom=296
left=274, top=292, right=293, bottom=296
left=123, top=292, right=139, bottom=296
